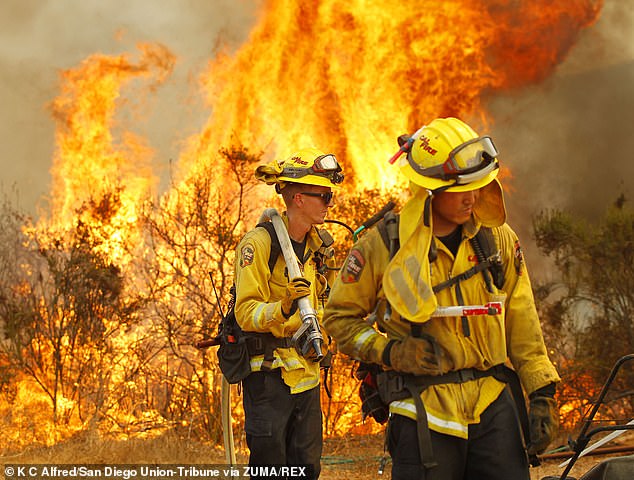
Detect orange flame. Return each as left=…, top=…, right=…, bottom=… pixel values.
left=177, top=0, right=602, bottom=190
left=45, top=43, right=175, bottom=261
left=9, top=0, right=605, bottom=449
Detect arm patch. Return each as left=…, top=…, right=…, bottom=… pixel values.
left=341, top=249, right=365, bottom=283
left=240, top=243, right=255, bottom=267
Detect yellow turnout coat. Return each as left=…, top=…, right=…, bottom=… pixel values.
left=323, top=212, right=559, bottom=438
left=234, top=215, right=334, bottom=394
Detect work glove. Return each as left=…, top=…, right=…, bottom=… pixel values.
left=281, top=277, right=311, bottom=318
left=382, top=335, right=453, bottom=376
left=527, top=383, right=559, bottom=456
left=315, top=273, right=328, bottom=297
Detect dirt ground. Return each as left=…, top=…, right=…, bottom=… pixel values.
left=320, top=433, right=632, bottom=480
left=3, top=430, right=631, bottom=480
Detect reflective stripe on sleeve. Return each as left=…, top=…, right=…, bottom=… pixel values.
left=253, top=303, right=277, bottom=329
left=352, top=328, right=381, bottom=355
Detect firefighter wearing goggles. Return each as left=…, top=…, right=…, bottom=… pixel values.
left=235, top=147, right=342, bottom=479
left=323, top=118, right=560, bottom=479
left=255, top=147, right=344, bottom=191
left=402, top=117, right=501, bottom=192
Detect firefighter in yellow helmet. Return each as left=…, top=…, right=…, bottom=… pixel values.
left=323, top=118, right=560, bottom=480
left=234, top=147, right=343, bottom=479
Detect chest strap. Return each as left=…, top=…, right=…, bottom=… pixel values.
left=431, top=260, right=495, bottom=294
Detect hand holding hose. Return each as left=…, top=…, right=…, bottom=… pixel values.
left=281, top=277, right=311, bottom=318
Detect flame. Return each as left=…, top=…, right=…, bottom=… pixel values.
left=177, top=0, right=602, bottom=191
left=45, top=43, right=175, bottom=263
left=555, top=359, right=610, bottom=430
left=4, top=0, right=606, bottom=450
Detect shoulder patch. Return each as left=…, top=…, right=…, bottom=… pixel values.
left=513, top=240, right=524, bottom=275
left=240, top=243, right=255, bottom=267
left=341, top=248, right=365, bottom=283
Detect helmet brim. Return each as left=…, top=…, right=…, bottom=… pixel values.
left=277, top=175, right=342, bottom=188
left=401, top=163, right=499, bottom=193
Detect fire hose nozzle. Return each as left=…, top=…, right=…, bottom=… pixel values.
left=292, top=319, right=324, bottom=363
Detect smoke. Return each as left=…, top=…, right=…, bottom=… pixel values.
left=0, top=0, right=261, bottom=214
left=486, top=0, right=634, bottom=271
left=0, top=0, right=632, bottom=270
left=491, top=61, right=634, bottom=217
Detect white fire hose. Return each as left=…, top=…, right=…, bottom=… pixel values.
left=261, top=208, right=325, bottom=362
left=220, top=378, right=236, bottom=465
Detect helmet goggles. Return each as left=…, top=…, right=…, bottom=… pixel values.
left=409, top=136, right=499, bottom=186
left=281, top=154, right=344, bottom=185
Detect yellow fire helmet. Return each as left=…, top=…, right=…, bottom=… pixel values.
left=401, top=117, right=499, bottom=193
left=396, top=117, right=506, bottom=228
left=383, top=118, right=507, bottom=323
left=255, top=147, right=344, bottom=191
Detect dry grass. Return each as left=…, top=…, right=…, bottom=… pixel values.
left=1, top=430, right=226, bottom=465
left=2, top=430, right=631, bottom=480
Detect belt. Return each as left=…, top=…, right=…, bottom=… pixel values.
left=377, top=364, right=528, bottom=470
left=244, top=334, right=293, bottom=371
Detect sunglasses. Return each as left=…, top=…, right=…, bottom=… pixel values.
left=300, top=191, right=334, bottom=204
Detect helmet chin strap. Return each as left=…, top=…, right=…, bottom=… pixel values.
left=424, top=184, right=454, bottom=227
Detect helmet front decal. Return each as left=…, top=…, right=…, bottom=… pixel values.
left=418, top=135, right=438, bottom=156
left=281, top=153, right=344, bottom=185
left=292, top=155, right=309, bottom=166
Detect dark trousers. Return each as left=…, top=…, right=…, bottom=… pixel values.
left=242, top=369, right=322, bottom=479
left=388, top=389, right=530, bottom=480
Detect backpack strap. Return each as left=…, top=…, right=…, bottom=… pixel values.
left=431, top=227, right=505, bottom=294
left=257, top=221, right=334, bottom=275
left=376, top=220, right=504, bottom=292
left=470, top=227, right=505, bottom=290
left=376, top=213, right=438, bottom=265
left=431, top=261, right=496, bottom=294
left=313, top=228, right=335, bottom=276
left=255, top=221, right=282, bottom=274
left=375, top=213, right=400, bottom=324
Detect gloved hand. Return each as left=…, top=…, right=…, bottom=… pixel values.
left=281, top=277, right=311, bottom=318
left=382, top=335, right=452, bottom=376
left=527, top=384, right=559, bottom=456
left=315, top=273, right=328, bottom=297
